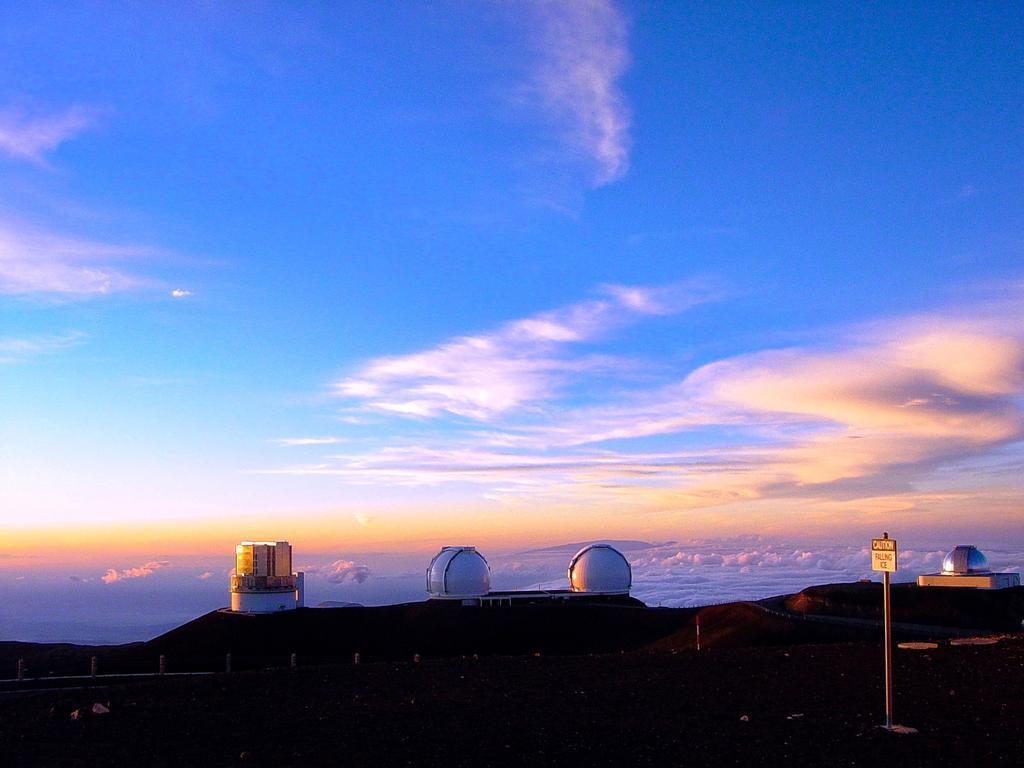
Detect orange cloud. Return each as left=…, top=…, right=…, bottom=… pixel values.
left=101, top=560, right=170, bottom=584
left=283, top=300, right=1024, bottom=540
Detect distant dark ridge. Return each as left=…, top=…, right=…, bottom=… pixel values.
left=785, top=582, right=1024, bottom=630
left=646, top=602, right=880, bottom=652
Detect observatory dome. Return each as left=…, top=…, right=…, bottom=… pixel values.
left=426, top=546, right=490, bottom=598
left=567, top=544, right=632, bottom=594
left=941, top=545, right=989, bottom=575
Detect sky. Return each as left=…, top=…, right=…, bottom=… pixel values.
left=1, top=2, right=1023, bottom=641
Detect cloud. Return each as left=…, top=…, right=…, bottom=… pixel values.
left=0, top=103, right=97, bottom=165
left=285, top=286, right=1024, bottom=533
left=268, top=444, right=737, bottom=489
left=0, top=330, right=87, bottom=364
left=509, top=539, right=1024, bottom=608
left=304, top=559, right=372, bottom=584
left=170, top=288, right=192, bottom=298
left=674, top=318, right=1024, bottom=494
left=525, top=0, right=632, bottom=186
left=197, top=571, right=215, bottom=580
left=101, top=560, right=170, bottom=584
left=273, top=437, right=346, bottom=447
left=335, top=281, right=719, bottom=420
left=0, top=219, right=156, bottom=296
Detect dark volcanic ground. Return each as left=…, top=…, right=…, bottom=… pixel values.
left=5, top=636, right=1023, bottom=768
left=9, top=583, right=1021, bottom=679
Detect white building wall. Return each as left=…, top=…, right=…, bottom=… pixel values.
left=917, top=572, right=1021, bottom=589
left=230, top=589, right=297, bottom=613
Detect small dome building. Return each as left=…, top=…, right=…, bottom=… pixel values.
left=426, top=546, right=491, bottom=599
left=941, top=545, right=989, bottom=575
left=918, top=544, right=1019, bottom=589
left=567, top=544, right=632, bottom=595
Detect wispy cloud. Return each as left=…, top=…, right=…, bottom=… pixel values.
left=0, top=218, right=155, bottom=296
left=101, top=560, right=170, bottom=584
left=0, top=104, right=98, bottom=165
left=525, top=0, right=631, bottom=186
left=335, top=281, right=719, bottom=420
left=272, top=437, right=346, bottom=447
left=170, top=288, right=192, bottom=299
left=287, top=285, right=1024, bottom=531
left=0, top=330, right=87, bottom=364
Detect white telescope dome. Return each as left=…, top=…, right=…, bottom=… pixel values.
left=426, top=546, right=490, bottom=598
left=941, top=545, right=989, bottom=575
left=567, top=544, right=632, bottom=594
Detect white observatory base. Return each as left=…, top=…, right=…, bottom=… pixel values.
left=230, top=588, right=299, bottom=613
left=917, top=573, right=1020, bottom=589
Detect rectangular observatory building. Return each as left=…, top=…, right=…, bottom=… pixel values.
left=230, top=541, right=304, bottom=613
left=236, top=540, right=292, bottom=578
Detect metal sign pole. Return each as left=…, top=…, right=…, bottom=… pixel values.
left=881, top=531, right=894, bottom=729
left=871, top=531, right=899, bottom=731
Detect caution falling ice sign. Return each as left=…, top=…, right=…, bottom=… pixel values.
left=871, top=538, right=898, bottom=572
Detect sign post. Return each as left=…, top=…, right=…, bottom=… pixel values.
left=871, top=532, right=898, bottom=729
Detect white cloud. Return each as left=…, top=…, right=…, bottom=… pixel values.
left=303, top=559, right=372, bottom=584
left=0, top=219, right=155, bottom=296
left=335, top=281, right=718, bottom=420
left=0, top=330, right=87, bottom=364
left=197, top=571, right=215, bottom=580
left=268, top=443, right=730, bottom=489
left=0, top=103, right=97, bottom=165
left=526, top=0, right=632, bottom=186
left=273, top=437, right=346, bottom=447
left=287, top=285, right=1024, bottom=532
left=101, top=560, right=170, bottom=584
left=170, top=288, right=192, bottom=298
left=507, top=539, right=1024, bottom=608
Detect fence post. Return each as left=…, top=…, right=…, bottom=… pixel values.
left=290, top=653, right=297, bottom=671
left=413, top=653, right=421, bottom=664
left=158, top=655, right=166, bottom=675
left=17, top=659, right=26, bottom=681
left=353, top=652, right=361, bottom=665
left=225, top=653, right=232, bottom=674
left=90, top=656, right=98, bottom=677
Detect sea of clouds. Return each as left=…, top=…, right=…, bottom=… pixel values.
left=489, top=537, right=1024, bottom=607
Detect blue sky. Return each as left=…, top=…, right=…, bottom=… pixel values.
left=1, top=1, right=1023, bottom=624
